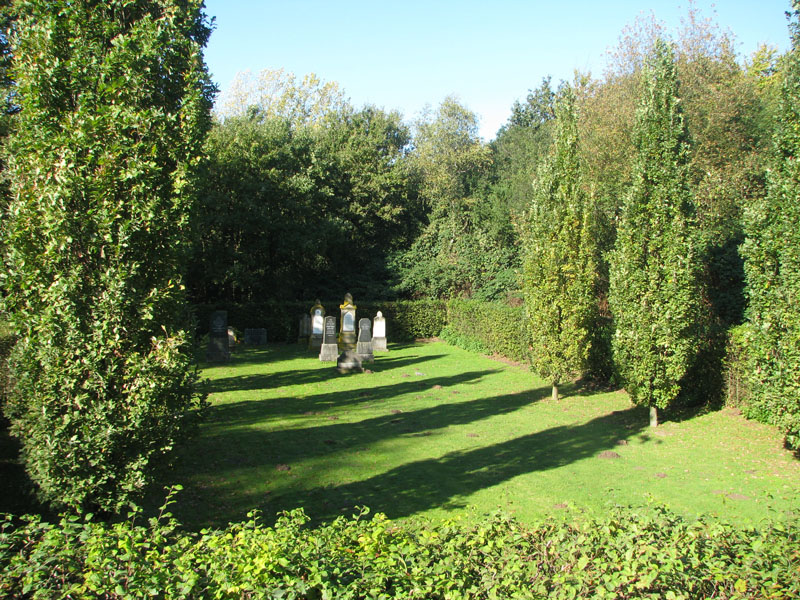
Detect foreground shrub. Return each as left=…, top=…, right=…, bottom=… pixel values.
left=1, top=502, right=797, bottom=599
left=1, top=0, right=213, bottom=511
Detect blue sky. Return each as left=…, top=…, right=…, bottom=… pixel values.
left=202, top=1, right=793, bottom=140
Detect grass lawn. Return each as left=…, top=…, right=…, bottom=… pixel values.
left=161, top=340, right=800, bottom=530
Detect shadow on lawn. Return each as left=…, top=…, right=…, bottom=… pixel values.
left=203, top=351, right=447, bottom=395
left=166, top=369, right=648, bottom=528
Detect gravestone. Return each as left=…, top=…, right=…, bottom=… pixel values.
left=206, top=310, right=230, bottom=362
left=309, top=300, right=325, bottom=351
left=372, top=311, right=388, bottom=352
left=336, top=350, right=363, bottom=374
left=319, top=316, right=339, bottom=362
left=338, top=292, right=357, bottom=351
left=356, top=318, right=374, bottom=363
left=227, top=327, right=236, bottom=350
left=297, top=314, right=311, bottom=344
left=244, top=328, right=267, bottom=346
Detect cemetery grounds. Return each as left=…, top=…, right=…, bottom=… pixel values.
left=163, top=340, right=800, bottom=531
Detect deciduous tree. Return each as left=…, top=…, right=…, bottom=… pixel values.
left=2, top=0, right=213, bottom=511
left=608, top=40, right=704, bottom=427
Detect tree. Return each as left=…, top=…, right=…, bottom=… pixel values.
left=608, top=40, right=704, bottom=427
left=741, top=2, right=800, bottom=451
left=215, top=68, right=348, bottom=127
left=1, top=0, right=214, bottom=511
left=520, top=87, right=597, bottom=401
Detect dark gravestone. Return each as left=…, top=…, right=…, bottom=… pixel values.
left=336, top=350, right=363, bottom=374
left=356, top=317, right=374, bottom=363
left=244, top=328, right=267, bottom=346
left=207, top=310, right=230, bottom=362
left=298, top=314, right=311, bottom=344
left=319, top=316, right=339, bottom=362
left=227, top=326, right=236, bottom=350
left=372, top=311, right=387, bottom=352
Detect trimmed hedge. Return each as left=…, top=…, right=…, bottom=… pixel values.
left=193, top=300, right=447, bottom=344
left=441, top=299, right=530, bottom=363
left=1, top=501, right=797, bottom=599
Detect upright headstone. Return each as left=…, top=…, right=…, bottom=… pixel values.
left=244, top=328, right=267, bottom=346
left=319, top=315, right=339, bottom=362
left=356, top=317, right=374, bottom=363
left=309, top=300, right=325, bottom=351
left=338, top=292, right=357, bottom=351
left=372, top=311, right=388, bottom=352
left=206, top=310, right=230, bottom=362
left=227, top=326, right=236, bottom=350
left=297, top=314, right=311, bottom=345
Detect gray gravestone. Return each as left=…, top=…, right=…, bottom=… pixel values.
left=309, top=300, right=325, bottom=351
left=372, top=311, right=387, bottom=352
left=319, top=316, right=339, bottom=362
left=336, top=349, right=363, bottom=374
left=227, top=326, right=236, bottom=350
left=298, top=314, right=311, bottom=344
left=244, top=328, right=267, bottom=345
left=356, top=317, right=374, bottom=363
left=206, top=310, right=230, bottom=362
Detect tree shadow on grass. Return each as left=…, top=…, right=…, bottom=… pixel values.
left=201, top=369, right=500, bottom=428
left=165, top=375, right=650, bottom=529
left=203, top=349, right=447, bottom=395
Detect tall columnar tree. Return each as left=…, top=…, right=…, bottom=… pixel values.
left=1, top=0, right=214, bottom=511
left=608, top=40, right=704, bottom=427
left=741, top=2, right=800, bottom=451
left=521, top=87, right=597, bottom=401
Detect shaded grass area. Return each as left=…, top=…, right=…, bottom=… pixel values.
left=158, top=341, right=800, bottom=530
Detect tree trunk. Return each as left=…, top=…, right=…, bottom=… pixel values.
left=552, top=384, right=559, bottom=402
left=649, top=405, right=659, bottom=427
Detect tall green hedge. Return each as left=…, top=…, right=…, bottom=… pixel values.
left=1, top=0, right=213, bottom=511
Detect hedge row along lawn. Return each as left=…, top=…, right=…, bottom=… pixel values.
left=158, top=340, right=799, bottom=531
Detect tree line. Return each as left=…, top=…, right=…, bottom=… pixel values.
left=0, top=0, right=797, bottom=512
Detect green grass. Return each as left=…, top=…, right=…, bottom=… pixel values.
left=161, top=340, right=800, bottom=530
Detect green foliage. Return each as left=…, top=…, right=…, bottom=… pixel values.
left=608, top=40, right=705, bottom=414
left=441, top=299, right=530, bottom=363
left=1, top=0, right=212, bottom=511
left=741, top=2, right=800, bottom=451
left=191, top=104, right=421, bottom=304
left=1, top=501, right=797, bottom=598
left=520, top=87, right=598, bottom=390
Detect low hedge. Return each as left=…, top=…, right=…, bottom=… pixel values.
left=1, top=499, right=797, bottom=599
left=193, top=300, right=447, bottom=344
left=441, top=299, right=530, bottom=363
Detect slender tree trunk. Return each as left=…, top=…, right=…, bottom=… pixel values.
left=552, top=383, right=559, bottom=402
left=649, top=405, right=659, bottom=427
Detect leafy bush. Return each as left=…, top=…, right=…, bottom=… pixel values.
left=1, top=500, right=797, bottom=599
left=724, top=324, right=752, bottom=409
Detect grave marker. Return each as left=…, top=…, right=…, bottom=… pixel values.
left=356, top=317, right=374, bottom=363
left=309, top=300, right=325, bottom=350
left=319, top=315, right=339, bottom=362
left=206, top=310, right=230, bottom=362
left=244, top=328, right=267, bottom=346
left=338, top=292, right=357, bottom=350
left=372, top=311, right=388, bottom=352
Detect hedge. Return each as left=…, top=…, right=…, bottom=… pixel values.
left=1, top=499, right=797, bottom=599
left=441, top=299, right=530, bottom=363
left=193, top=300, right=447, bottom=344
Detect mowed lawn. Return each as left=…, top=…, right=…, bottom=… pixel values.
left=163, top=341, right=800, bottom=530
